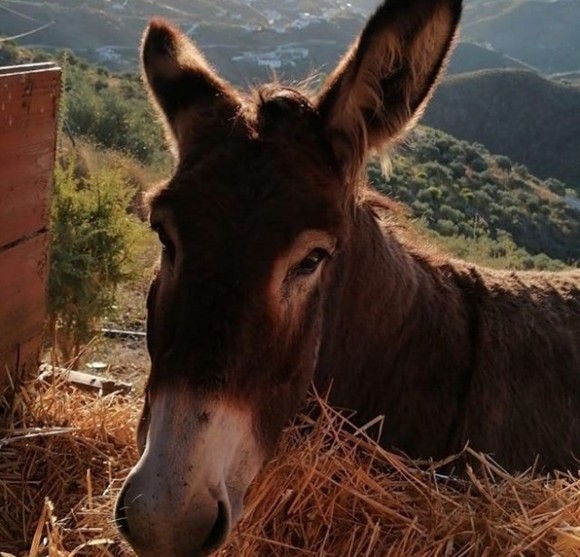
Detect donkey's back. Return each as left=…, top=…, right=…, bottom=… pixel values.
left=459, top=265, right=580, bottom=470
left=316, top=200, right=580, bottom=471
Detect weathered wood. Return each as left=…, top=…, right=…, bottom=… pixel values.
left=39, top=365, right=133, bottom=395
left=0, top=63, right=61, bottom=403
left=0, top=65, right=61, bottom=249
left=0, top=233, right=50, bottom=395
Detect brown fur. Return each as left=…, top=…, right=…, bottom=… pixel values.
left=139, top=0, right=580, bottom=473
left=317, top=192, right=580, bottom=470
left=117, top=1, right=580, bottom=554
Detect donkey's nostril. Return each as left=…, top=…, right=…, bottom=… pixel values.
left=201, top=500, right=229, bottom=553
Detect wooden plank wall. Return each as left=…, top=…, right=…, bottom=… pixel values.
left=0, top=63, right=61, bottom=401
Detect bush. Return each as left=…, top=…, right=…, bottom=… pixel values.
left=47, top=157, right=147, bottom=363
left=495, top=155, right=512, bottom=172
left=436, top=219, right=458, bottom=236
left=470, top=156, right=488, bottom=173
left=544, top=178, right=566, bottom=196
left=61, top=52, right=166, bottom=166
left=544, top=178, right=566, bottom=197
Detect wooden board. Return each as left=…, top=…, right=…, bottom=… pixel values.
left=0, top=63, right=61, bottom=401
left=0, top=64, right=61, bottom=250
left=0, top=232, right=50, bottom=354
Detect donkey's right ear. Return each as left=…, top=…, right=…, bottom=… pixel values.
left=142, top=19, right=241, bottom=158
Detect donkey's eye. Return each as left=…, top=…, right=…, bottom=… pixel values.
left=153, top=225, right=175, bottom=262
left=295, top=248, right=329, bottom=276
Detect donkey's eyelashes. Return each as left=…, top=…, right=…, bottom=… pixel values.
left=294, top=248, right=330, bottom=276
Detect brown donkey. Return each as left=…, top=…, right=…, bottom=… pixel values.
left=115, top=0, right=580, bottom=555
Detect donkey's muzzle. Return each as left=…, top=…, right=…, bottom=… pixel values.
left=114, top=387, right=264, bottom=557
left=115, top=470, right=230, bottom=557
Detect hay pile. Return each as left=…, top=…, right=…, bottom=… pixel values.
left=2, top=376, right=580, bottom=557
left=0, top=376, right=137, bottom=557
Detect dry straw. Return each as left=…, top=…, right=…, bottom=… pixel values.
left=2, top=376, right=580, bottom=556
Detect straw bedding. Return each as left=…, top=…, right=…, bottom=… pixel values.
left=2, top=376, right=580, bottom=557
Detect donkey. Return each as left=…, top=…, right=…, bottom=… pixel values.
left=115, top=0, right=580, bottom=555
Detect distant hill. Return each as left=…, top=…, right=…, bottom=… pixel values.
left=2, top=0, right=575, bottom=85
left=462, top=0, right=580, bottom=73
left=462, top=0, right=518, bottom=25
left=447, top=42, right=532, bottom=75
left=423, top=69, right=580, bottom=189
left=0, top=0, right=366, bottom=80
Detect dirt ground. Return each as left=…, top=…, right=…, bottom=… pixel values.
left=54, top=252, right=157, bottom=394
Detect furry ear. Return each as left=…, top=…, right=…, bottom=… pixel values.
left=141, top=19, right=241, bottom=159
left=316, top=0, right=462, bottom=183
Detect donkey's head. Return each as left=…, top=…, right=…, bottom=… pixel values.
left=115, top=1, right=462, bottom=555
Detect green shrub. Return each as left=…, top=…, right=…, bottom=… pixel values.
left=544, top=178, right=566, bottom=196
left=436, top=219, right=458, bottom=236
left=47, top=157, right=147, bottom=363
left=439, top=204, right=462, bottom=223
left=60, top=52, right=166, bottom=166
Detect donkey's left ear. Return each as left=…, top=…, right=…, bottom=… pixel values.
left=316, top=0, right=462, bottom=180
left=142, top=19, right=242, bottom=159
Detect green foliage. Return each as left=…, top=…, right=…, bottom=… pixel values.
left=0, top=42, right=168, bottom=167
left=47, top=157, right=148, bottom=362
left=61, top=54, right=166, bottom=166
left=544, top=178, right=566, bottom=196
left=495, top=155, right=512, bottom=172
left=422, top=229, right=566, bottom=271
left=371, top=127, right=580, bottom=268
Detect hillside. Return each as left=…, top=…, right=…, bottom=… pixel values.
left=462, top=0, right=580, bottom=73
left=0, top=40, right=167, bottom=166
left=0, top=0, right=572, bottom=83
left=0, top=0, right=366, bottom=80
left=423, top=69, right=580, bottom=189
left=447, top=42, right=532, bottom=75
left=373, top=127, right=580, bottom=267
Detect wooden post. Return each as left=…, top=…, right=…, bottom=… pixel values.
left=0, top=63, right=61, bottom=409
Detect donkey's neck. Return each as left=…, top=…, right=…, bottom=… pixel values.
left=315, top=198, right=474, bottom=459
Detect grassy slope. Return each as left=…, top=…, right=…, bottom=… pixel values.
left=374, top=126, right=580, bottom=267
